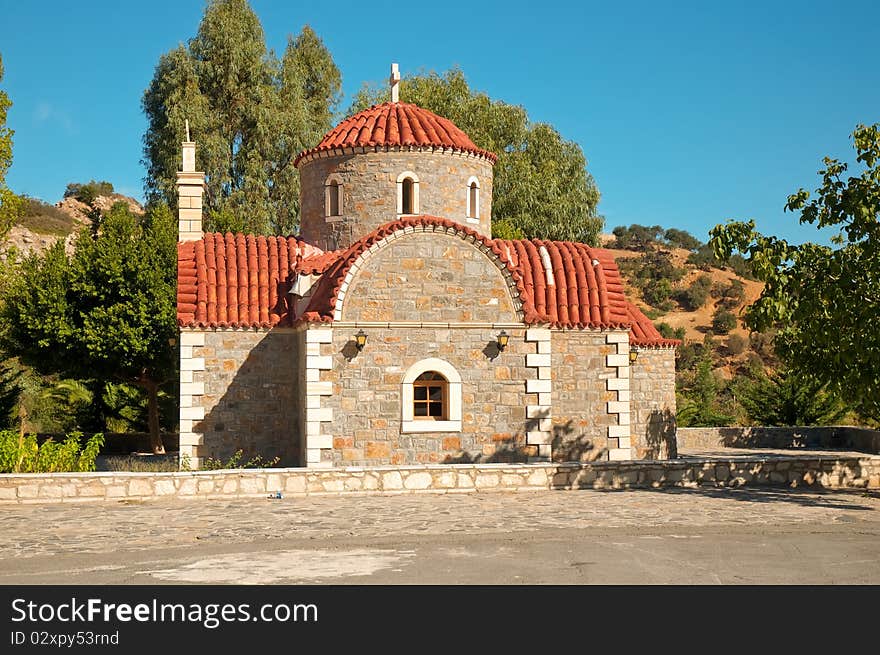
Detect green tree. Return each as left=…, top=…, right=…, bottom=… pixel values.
left=736, top=367, right=847, bottom=427
left=350, top=68, right=602, bottom=244
left=0, top=54, right=24, bottom=240
left=676, top=352, right=735, bottom=427
left=142, top=1, right=340, bottom=235
left=1, top=202, right=178, bottom=453
left=711, top=123, right=880, bottom=421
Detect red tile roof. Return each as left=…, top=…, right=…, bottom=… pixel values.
left=626, top=303, right=681, bottom=348
left=177, top=218, right=677, bottom=347
left=176, top=233, right=329, bottom=329
left=294, top=102, right=497, bottom=166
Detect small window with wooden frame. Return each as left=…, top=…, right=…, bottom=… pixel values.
left=401, top=358, right=462, bottom=433
left=466, top=176, right=480, bottom=223
left=324, top=174, right=343, bottom=222
left=413, top=371, right=447, bottom=420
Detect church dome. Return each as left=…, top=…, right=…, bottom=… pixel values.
left=294, top=101, right=497, bottom=167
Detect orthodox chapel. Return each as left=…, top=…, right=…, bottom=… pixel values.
left=176, top=65, right=678, bottom=469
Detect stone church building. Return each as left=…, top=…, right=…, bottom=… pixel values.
left=176, top=67, right=678, bottom=469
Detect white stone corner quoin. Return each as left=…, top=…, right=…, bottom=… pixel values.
left=304, top=327, right=334, bottom=468
left=178, top=330, right=206, bottom=469
left=525, top=328, right=553, bottom=461
left=605, top=330, right=633, bottom=461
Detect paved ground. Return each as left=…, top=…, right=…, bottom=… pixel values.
left=2, top=485, right=879, bottom=584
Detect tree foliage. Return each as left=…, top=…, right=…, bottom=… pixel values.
left=736, top=367, right=847, bottom=427
left=0, top=54, right=23, bottom=240
left=711, top=123, right=880, bottom=421
left=350, top=68, right=602, bottom=244
left=142, top=0, right=340, bottom=235
left=0, top=202, right=178, bottom=452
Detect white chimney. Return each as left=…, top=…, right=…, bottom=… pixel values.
left=176, top=126, right=205, bottom=242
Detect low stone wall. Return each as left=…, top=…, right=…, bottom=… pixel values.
left=1, top=455, right=878, bottom=504
left=677, top=426, right=880, bottom=454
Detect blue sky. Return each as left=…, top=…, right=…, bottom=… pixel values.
left=1, top=0, right=877, bottom=244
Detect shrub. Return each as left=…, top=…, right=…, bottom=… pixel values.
left=657, top=322, right=686, bottom=341
left=712, top=309, right=737, bottom=334
left=726, top=333, right=747, bottom=355
left=64, top=180, right=114, bottom=205
left=643, top=278, right=674, bottom=308
left=676, top=274, right=712, bottom=311
left=0, top=430, right=104, bottom=473
left=195, top=449, right=280, bottom=471
left=719, top=279, right=746, bottom=308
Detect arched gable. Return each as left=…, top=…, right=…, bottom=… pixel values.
left=334, top=220, right=524, bottom=324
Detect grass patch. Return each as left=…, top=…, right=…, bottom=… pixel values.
left=98, top=454, right=179, bottom=472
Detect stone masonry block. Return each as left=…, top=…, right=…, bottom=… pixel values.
left=180, top=357, right=205, bottom=371
left=180, top=332, right=205, bottom=346
left=526, top=353, right=551, bottom=367
left=607, top=377, right=630, bottom=391
left=306, top=329, right=333, bottom=343
left=605, top=332, right=629, bottom=344
left=526, top=379, right=551, bottom=394
left=527, top=431, right=552, bottom=445
left=607, top=401, right=629, bottom=414
left=525, top=328, right=551, bottom=342
left=537, top=341, right=551, bottom=354
left=616, top=389, right=631, bottom=402
left=306, top=381, right=333, bottom=396
left=306, top=355, right=333, bottom=370
left=606, top=354, right=629, bottom=368
left=608, top=448, right=632, bottom=461
left=527, top=405, right=551, bottom=419
left=308, top=434, right=333, bottom=449
left=179, top=432, right=205, bottom=447
left=180, top=406, right=205, bottom=421
left=310, top=407, right=333, bottom=422
left=180, top=382, right=205, bottom=396
left=306, top=448, right=322, bottom=464
left=607, top=424, right=631, bottom=438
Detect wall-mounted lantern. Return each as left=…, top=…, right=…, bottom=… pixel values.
left=496, top=330, right=510, bottom=352
left=629, top=350, right=638, bottom=364
left=354, top=330, right=368, bottom=351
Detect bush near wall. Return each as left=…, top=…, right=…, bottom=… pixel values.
left=0, top=430, right=104, bottom=473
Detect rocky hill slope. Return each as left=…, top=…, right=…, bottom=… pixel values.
left=0, top=193, right=143, bottom=262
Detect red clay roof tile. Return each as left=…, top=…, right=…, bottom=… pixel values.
left=177, top=218, right=676, bottom=347
left=294, top=102, right=497, bottom=166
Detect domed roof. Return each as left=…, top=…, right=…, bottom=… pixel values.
left=294, top=101, right=497, bottom=166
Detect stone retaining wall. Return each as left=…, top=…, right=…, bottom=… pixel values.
left=2, top=455, right=878, bottom=504
left=677, top=426, right=880, bottom=454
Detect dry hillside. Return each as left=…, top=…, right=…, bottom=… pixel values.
left=599, top=234, right=766, bottom=377
left=0, top=193, right=143, bottom=262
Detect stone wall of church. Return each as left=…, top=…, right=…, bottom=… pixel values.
left=321, top=326, right=536, bottom=466
left=550, top=331, right=620, bottom=462
left=299, top=150, right=493, bottom=250
left=630, top=348, right=677, bottom=459
left=187, top=329, right=303, bottom=467
left=339, top=231, right=517, bottom=324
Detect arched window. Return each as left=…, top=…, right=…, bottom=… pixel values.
left=466, top=176, right=480, bottom=222
left=396, top=171, right=420, bottom=215
left=324, top=174, right=343, bottom=221
left=401, top=358, right=462, bottom=433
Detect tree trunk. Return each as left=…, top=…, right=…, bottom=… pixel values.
left=139, top=377, right=165, bottom=455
